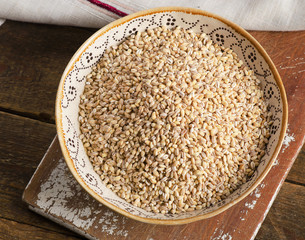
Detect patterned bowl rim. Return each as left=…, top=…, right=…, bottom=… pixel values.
left=55, top=7, right=288, bottom=225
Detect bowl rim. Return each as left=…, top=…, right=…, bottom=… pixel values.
left=55, top=6, right=288, bottom=225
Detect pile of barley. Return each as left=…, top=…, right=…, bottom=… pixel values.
left=79, top=26, right=272, bottom=214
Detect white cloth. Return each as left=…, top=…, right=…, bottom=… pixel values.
left=0, top=19, right=5, bottom=26
left=0, top=0, right=304, bottom=30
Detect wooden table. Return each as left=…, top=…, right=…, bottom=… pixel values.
left=0, top=20, right=304, bottom=240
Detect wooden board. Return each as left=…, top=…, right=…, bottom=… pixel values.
left=22, top=125, right=305, bottom=240
left=0, top=20, right=304, bottom=239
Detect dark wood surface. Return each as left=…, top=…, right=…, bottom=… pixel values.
left=0, top=20, right=304, bottom=240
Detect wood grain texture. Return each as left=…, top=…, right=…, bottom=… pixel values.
left=0, top=21, right=94, bottom=122
left=286, top=147, right=305, bottom=185
left=0, top=111, right=55, bottom=167
left=0, top=218, right=82, bottom=240
left=256, top=182, right=305, bottom=240
left=0, top=111, right=79, bottom=237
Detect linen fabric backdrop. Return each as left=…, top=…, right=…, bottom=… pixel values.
left=0, top=0, right=304, bottom=30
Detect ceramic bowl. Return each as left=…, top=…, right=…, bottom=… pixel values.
left=56, top=7, right=288, bottom=225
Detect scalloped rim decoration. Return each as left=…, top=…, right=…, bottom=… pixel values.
left=55, top=7, right=288, bottom=225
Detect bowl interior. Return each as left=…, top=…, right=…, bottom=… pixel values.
left=56, top=8, right=286, bottom=224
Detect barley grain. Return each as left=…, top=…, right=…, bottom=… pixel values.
left=79, top=26, right=272, bottom=214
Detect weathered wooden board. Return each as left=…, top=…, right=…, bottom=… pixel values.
left=23, top=124, right=305, bottom=240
